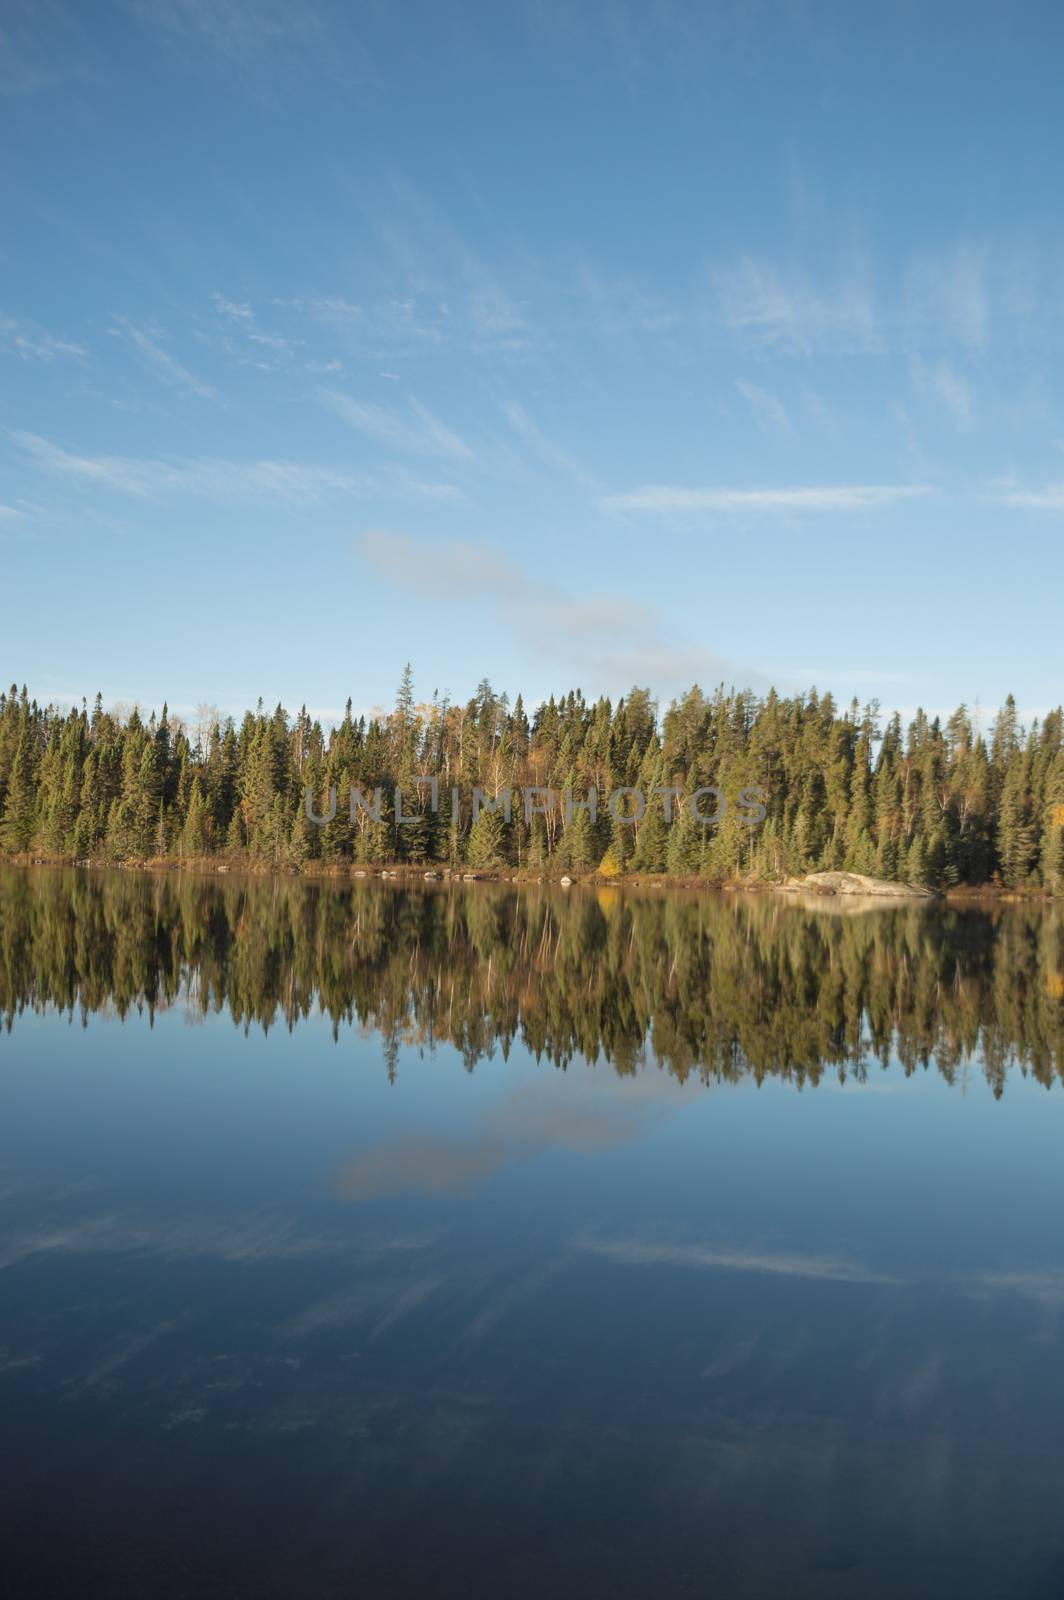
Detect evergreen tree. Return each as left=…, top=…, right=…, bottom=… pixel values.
left=466, top=804, right=506, bottom=869
left=1, top=726, right=37, bottom=851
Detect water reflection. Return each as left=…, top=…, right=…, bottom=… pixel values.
left=2, top=866, right=1062, bottom=1094
left=5, top=868, right=1064, bottom=1597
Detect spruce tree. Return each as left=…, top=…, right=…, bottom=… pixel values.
left=466, top=804, right=506, bottom=869
left=1, top=728, right=37, bottom=851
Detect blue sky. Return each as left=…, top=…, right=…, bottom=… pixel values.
left=2, top=0, right=1063, bottom=730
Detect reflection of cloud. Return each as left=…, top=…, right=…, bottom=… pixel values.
left=964, top=1268, right=1064, bottom=1306
left=461, top=1258, right=566, bottom=1342
left=573, top=1235, right=904, bottom=1286
left=280, top=1273, right=444, bottom=1341
left=336, top=1075, right=689, bottom=1199
left=0, top=1210, right=341, bottom=1269
left=81, top=1321, right=176, bottom=1389
left=338, top=1139, right=512, bottom=1197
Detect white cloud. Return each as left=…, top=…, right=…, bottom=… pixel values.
left=12, top=431, right=445, bottom=505
left=321, top=389, right=474, bottom=462
left=713, top=256, right=880, bottom=355
left=297, top=295, right=363, bottom=323
left=715, top=243, right=1001, bottom=359
left=296, top=293, right=448, bottom=352
left=129, top=0, right=326, bottom=57
left=904, top=243, right=989, bottom=349
left=599, top=484, right=933, bottom=514
left=991, top=482, right=1064, bottom=511
left=465, top=285, right=535, bottom=351
left=359, top=531, right=523, bottom=598
left=1, top=314, right=86, bottom=361
left=210, top=293, right=295, bottom=359
left=500, top=399, right=596, bottom=486
left=564, top=257, right=679, bottom=343
left=910, top=356, right=975, bottom=428
left=407, top=396, right=475, bottom=461
left=735, top=378, right=790, bottom=432
left=357, top=529, right=755, bottom=695
left=210, top=292, right=254, bottom=321
left=111, top=316, right=215, bottom=399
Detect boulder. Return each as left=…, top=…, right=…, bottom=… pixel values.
left=782, top=871, right=935, bottom=899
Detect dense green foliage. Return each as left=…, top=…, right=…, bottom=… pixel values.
left=2, top=672, right=1063, bottom=888
left=2, top=869, right=1062, bottom=1093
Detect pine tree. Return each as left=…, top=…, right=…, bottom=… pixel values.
left=1, top=727, right=37, bottom=851
left=997, top=749, right=1035, bottom=888
left=180, top=777, right=210, bottom=857
left=631, top=796, right=668, bottom=872
left=466, top=804, right=506, bottom=869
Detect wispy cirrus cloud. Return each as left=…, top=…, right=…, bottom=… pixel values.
left=989, top=482, right=1064, bottom=511
left=210, top=293, right=253, bottom=321
left=499, top=398, right=596, bottom=486
left=128, top=0, right=327, bottom=57
left=599, top=483, right=933, bottom=514
left=903, top=243, right=989, bottom=350
left=713, top=256, right=881, bottom=355
left=713, top=242, right=1004, bottom=359
left=12, top=430, right=458, bottom=506
left=321, top=389, right=475, bottom=462
left=1, top=314, right=87, bottom=361
left=209, top=292, right=296, bottom=362
left=110, top=316, right=216, bottom=399
left=0, top=0, right=95, bottom=96
left=735, top=378, right=791, bottom=432
left=910, top=355, right=975, bottom=428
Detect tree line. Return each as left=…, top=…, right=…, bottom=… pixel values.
left=1, top=668, right=1063, bottom=889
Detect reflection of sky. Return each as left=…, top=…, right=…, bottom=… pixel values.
left=6, top=1002, right=1064, bottom=1595
left=5, top=997, right=1064, bottom=1294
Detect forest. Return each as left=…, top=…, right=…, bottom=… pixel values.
left=1, top=668, right=1062, bottom=890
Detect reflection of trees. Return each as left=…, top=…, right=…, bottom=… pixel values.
left=1, top=869, right=1062, bottom=1094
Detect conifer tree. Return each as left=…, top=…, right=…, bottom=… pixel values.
left=466, top=804, right=507, bottom=869
left=1, top=727, right=37, bottom=851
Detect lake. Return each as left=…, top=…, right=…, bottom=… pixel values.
left=2, top=866, right=1064, bottom=1597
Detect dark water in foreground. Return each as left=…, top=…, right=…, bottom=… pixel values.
left=2, top=868, right=1064, bottom=1598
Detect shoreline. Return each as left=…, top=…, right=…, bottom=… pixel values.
left=0, top=853, right=1057, bottom=902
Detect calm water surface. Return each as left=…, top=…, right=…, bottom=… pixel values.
left=2, top=867, right=1064, bottom=1598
